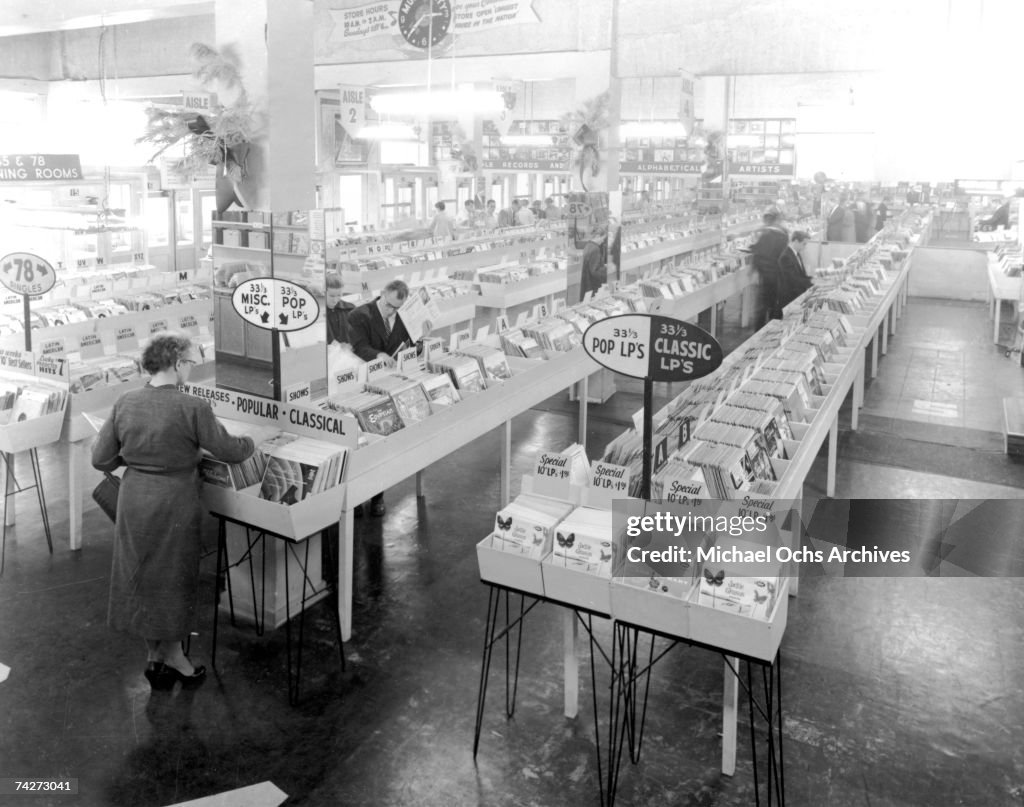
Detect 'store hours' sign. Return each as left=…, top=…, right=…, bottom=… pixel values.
left=231, top=278, right=320, bottom=332
left=582, top=313, right=723, bottom=382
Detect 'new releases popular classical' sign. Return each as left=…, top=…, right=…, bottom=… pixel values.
left=582, top=314, right=722, bottom=382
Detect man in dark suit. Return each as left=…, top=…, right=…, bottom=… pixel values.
left=776, top=230, right=813, bottom=315
left=825, top=194, right=847, bottom=241
left=348, top=279, right=427, bottom=515
left=349, top=279, right=415, bottom=366
left=749, top=207, right=789, bottom=328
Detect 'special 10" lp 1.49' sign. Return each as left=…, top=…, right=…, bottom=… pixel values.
left=582, top=313, right=723, bottom=382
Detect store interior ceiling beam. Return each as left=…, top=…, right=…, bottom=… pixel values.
left=0, top=1, right=213, bottom=38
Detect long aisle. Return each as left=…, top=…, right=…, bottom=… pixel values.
left=1, top=297, right=1023, bottom=807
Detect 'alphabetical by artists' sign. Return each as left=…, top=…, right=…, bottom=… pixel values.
left=582, top=314, right=722, bottom=382
left=231, top=279, right=320, bottom=332
left=0, top=252, right=57, bottom=296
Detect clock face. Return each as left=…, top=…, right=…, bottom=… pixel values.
left=397, top=0, right=453, bottom=49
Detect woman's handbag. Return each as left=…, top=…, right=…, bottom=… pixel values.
left=92, top=472, right=121, bottom=523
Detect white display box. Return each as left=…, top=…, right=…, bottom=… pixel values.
left=541, top=556, right=612, bottom=615
left=202, top=483, right=343, bottom=542
left=610, top=576, right=693, bottom=638
left=687, top=576, right=789, bottom=662
left=475, top=534, right=545, bottom=596
left=0, top=410, right=65, bottom=454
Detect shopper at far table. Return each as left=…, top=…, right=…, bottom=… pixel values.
left=348, top=279, right=431, bottom=516
left=459, top=199, right=479, bottom=228
left=497, top=202, right=516, bottom=228
left=543, top=197, right=563, bottom=220
left=579, top=224, right=608, bottom=301
left=92, top=332, right=255, bottom=692
left=776, top=230, right=813, bottom=315
left=429, top=201, right=456, bottom=240
left=749, top=207, right=790, bottom=328
left=979, top=197, right=1011, bottom=231
left=514, top=199, right=536, bottom=226
left=481, top=199, right=498, bottom=230
left=324, top=272, right=355, bottom=346
left=530, top=200, right=545, bottom=220
left=875, top=197, right=890, bottom=232
left=854, top=194, right=875, bottom=243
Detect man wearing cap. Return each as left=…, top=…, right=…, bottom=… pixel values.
left=749, top=207, right=789, bottom=327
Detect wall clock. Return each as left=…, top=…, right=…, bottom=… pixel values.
left=397, top=0, right=453, bottom=49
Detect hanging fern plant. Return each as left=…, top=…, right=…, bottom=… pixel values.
left=137, top=43, right=262, bottom=209
left=560, top=91, right=611, bottom=192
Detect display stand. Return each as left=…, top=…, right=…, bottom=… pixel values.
left=610, top=624, right=785, bottom=807
left=210, top=513, right=345, bottom=706
left=0, top=353, right=67, bottom=574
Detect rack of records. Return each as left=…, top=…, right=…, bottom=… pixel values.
left=0, top=350, right=69, bottom=454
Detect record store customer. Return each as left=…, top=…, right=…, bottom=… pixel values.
left=92, top=332, right=255, bottom=691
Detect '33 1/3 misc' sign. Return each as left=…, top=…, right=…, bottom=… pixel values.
left=582, top=313, right=722, bottom=382
left=231, top=278, right=320, bottom=332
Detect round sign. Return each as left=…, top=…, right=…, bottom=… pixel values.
left=231, top=278, right=320, bottom=332
left=567, top=201, right=593, bottom=218
left=0, top=252, right=56, bottom=296
left=582, top=314, right=723, bottom=382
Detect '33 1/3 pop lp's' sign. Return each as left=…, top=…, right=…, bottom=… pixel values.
left=582, top=313, right=722, bottom=382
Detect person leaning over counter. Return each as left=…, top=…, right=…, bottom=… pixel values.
left=347, top=279, right=431, bottom=516
left=92, top=332, right=255, bottom=691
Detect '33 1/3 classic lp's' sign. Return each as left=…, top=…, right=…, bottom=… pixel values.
left=582, top=314, right=722, bottom=382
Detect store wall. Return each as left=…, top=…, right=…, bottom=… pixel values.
left=314, top=0, right=612, bottom=64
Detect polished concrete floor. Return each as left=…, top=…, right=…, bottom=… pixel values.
left=1, top=296, right=1023, bottom=806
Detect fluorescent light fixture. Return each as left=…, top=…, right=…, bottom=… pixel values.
left=620, top=121, right=689, bottom=138
left=371, top=89, right=505, bottom=116
left=501, top=134, right=554, bottom=146
left=357, top=123, right=418, bottom=140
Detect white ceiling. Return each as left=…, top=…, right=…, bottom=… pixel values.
left=0, top=0, right=212, bottom=38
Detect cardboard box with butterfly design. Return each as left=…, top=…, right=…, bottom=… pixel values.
left=609, top=498, right=713, bottom=638
left=476, top=492, right=576, bottom=596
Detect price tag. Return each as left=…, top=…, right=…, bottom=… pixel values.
left=663, top=473, right=706, bottom=505
left=533, top=451, right=573, bottom=481
left=449, top=328, right=471, bottom=351
left=591, top=461, right=630, bottom=494
left=133, top=252, right=146, bottom=263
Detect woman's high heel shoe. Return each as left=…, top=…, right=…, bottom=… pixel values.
left=144, top=661, right=175, bottom=691
left=165, top=662, right=207, bottom=689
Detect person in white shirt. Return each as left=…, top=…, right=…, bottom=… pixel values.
left=514, top=199, right=535, bottom=226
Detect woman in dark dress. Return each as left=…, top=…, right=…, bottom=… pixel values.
left=92, top=333, right=254, bottom=690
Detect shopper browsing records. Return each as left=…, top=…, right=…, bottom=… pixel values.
left=543, top=197, right=563, bottom=220
left=348, top=280, right=432, bottom=516
left=481, top=199, right=499, bottom=230
left=825, top=194, right=851, bottom=241
left=92, top=332, right=255, bottom=692
left=749, top=207, right=789, bottom=327
left=514, top=199, right=535, bottom=226
left=875, top=197, right=890, bottom=231
left=776, top=230, right=813, bottom=313
left=459, top=199, right=479, bottom=228
left=429, top=201, right=456, bottom=240
left=324, top=272, right=355, bottom=346
left=497, top=202, right=516, bottom=228
left=854, top=194, right=875, bottom=243
left=979, top=197, right=1012, bottom=231
left=579, top=224, right=608, bottom=301
left=530, top=200, right=545, bottom=220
